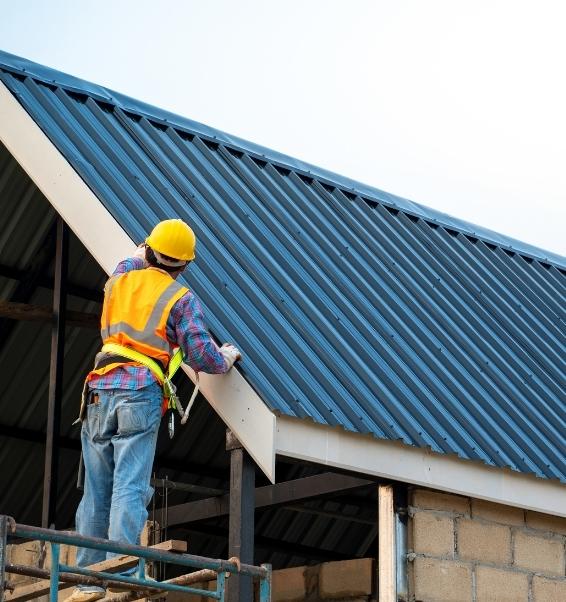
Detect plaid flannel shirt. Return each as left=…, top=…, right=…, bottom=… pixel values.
left=89, top=257, right=227, bottom=390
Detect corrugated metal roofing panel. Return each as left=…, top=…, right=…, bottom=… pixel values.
left=1, top=51, right=564, bottom=483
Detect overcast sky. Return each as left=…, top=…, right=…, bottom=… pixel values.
left=1, top=0, right=564, bottom=256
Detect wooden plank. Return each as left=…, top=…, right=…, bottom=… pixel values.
left=166, top=472, right=374, bottom=526
left=106, top=568, right=218, bottom=602
left=149, top=540, right=187, bottom=553
left=378, top=484, right=395, bottom=602
left=6, top=557, right=137, bottom=601
left=5, top=540, right=185, bottom=602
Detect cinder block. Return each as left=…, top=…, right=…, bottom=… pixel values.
left=457, top=519, right=511, bottom=564
left=525, top=511, right=566, bottom=536
left=412, top=511, right=454, bottom=557
left=7, top=540, right=42, bottom=586
left=475, top=566, right=528, bottom=602
left=273, top=566, right=307, bottom=602
left=412, top=557, right=472, bottom=602
left=412, top=489, right=469, bottom=514
left=514, top=531, right=564, bottom=576
left=318, top=558, right=373, bottom=599
left=7, top=540, right=41, bottom=565
left=471, top=499, right=524, bottom=526
left=44, top=543, right=76, bottom=570
left=63, top=544, right=77, bottom=567
left=532, top=576, right=566, bottom=602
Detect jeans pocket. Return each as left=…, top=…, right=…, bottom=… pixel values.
left=117, top=401, right=150, bottom=435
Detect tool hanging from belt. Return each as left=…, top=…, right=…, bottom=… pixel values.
left=77, top=342, right=200, bottom=438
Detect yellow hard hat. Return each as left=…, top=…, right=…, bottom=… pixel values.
left=145, top=219, right=196, bottom=261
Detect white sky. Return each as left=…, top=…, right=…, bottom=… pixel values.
left=1, top=0, right=565, bottom=256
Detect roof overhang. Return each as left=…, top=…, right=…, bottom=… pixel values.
left=2, top=78, right=565, bottom=515
left=276, top=415, right=566, bottom=518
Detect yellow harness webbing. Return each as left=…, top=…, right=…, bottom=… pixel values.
left=100, top=343, right=185, bottom=412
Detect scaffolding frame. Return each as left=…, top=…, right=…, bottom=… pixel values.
left=0, top=516, right=272, bottom=601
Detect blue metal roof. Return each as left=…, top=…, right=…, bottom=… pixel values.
left=1, top=50, right=564, bottom=483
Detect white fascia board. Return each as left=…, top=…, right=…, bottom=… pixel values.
left=0, top=80, right=276, bottom=483
left=276, top=416, right=566, bottom=517
left=0, top=81, right=132, bottom=273
left=181, top=364, right=276, bottom=482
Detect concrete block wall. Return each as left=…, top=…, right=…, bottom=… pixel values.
left=5, top=540, right=78, bottom=600
left=408, top=487, right=566, bottom=602
left=171, top=557, right=374, bottom=601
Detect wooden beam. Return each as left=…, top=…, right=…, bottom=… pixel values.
left=0, top=301, right=99, bottom=329
left=0, top=425, right=225, bottom=482
left=0, top=263, right=103, bottom=303
left=378, top=484, right=396, bottom=602
left=150, top=478, right=224, bottom=497
left=282, top=504, right=375, bottom=525
left=166, top=472, right=374, bottom=527
left=0, top=221, right=58, bottom=348
left=0, top=423, right=80, bottom=449
left=179, top=523, right=353, bottom=562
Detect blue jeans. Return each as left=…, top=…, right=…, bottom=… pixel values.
left=75, top=384, right=162, bottom=579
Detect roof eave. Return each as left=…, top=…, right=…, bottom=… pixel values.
left=276, top=415, right=566, bottom=517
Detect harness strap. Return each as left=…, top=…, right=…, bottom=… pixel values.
left=99, top=342, right=183, bottom=382
left=83, top=343, right=196, bottom=433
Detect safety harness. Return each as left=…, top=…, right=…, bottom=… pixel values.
left=76, top=342, right=199, bottom=438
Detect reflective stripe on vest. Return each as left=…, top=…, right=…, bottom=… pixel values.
left=101, top=279, right=185, bottom=353
left=97, top=268, right=188, bottom=369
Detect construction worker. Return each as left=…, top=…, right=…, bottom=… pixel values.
left=69, top=219, right=241, bottom=602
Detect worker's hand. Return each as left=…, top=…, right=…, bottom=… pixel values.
left=219, top=343, right=242, bottom=370
left=133, top=243, right=148, bottom=266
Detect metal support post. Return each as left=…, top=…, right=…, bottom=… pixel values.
left=394, top=486, right=408, bottom=601
left=42, top=216, right=68, bottom=529
left=226, top=430, right=255, bottom=602
left=259, top=563, right=272, bottom=602
left=216, top=570, right=226, bottom=600
left=49, top=543, right=60, bottom=602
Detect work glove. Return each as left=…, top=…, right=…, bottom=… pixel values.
left=219, top=343, right=242, bottom=371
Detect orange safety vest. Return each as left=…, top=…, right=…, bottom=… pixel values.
left=88, top=268, right=189, bottom=382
